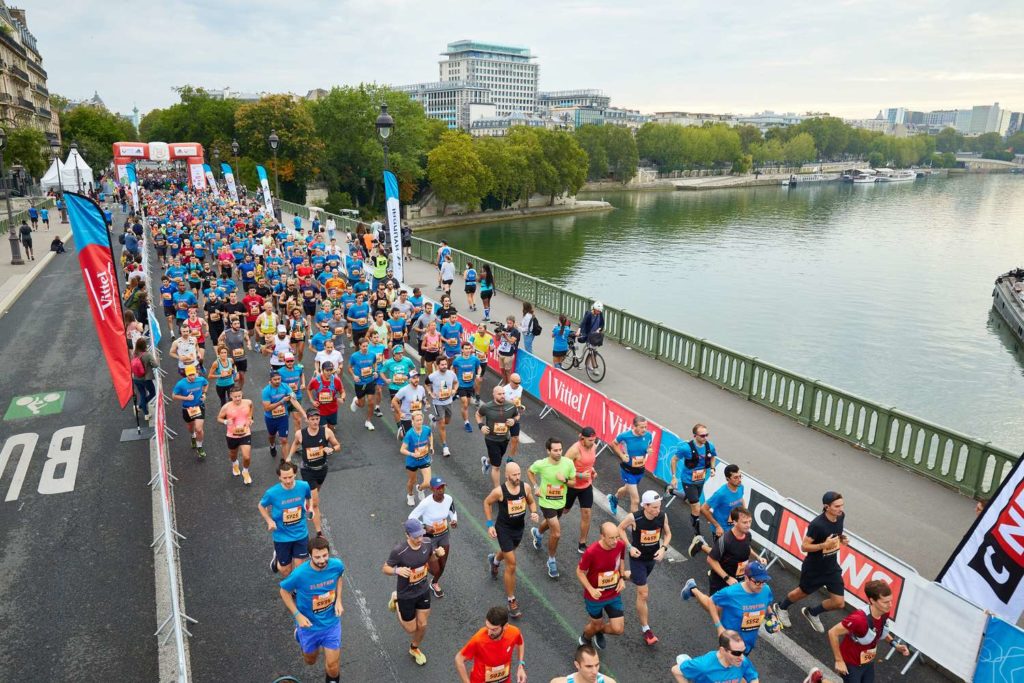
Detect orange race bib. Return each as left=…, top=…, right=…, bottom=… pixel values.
left=741, top=610, right=764, bottom=630
left=439, top=388, right=452, bottom=399
left=484, top=663, right=511, bottom=682
left=232, top=425, right=248, bottom=436
left=209, top=311, right=221, bottom=321
left=305, top=447, right=324, bottom=462
left=545, top=483, right=564, bottom=498
left=360, top=366, right=372, bottom=377
left=446, top=337, right=458, bottom=347
left=429, top=519, right=448, bottom=535
left=860, top=648, right=877, bottom=665
left=410, top=400, right=422, bottom=412
left=692, top=468, right=706, bottom=482
left=493, top=422, right=508, bottom=435
left=630, top=455, right=646, bottom=468
left=318, top=391, right=333, bottom=403
left=415, top=445, right=429, bottom=458
left=162, top=292, right=172, bottom=301
left=271, top=405, right=286, bottom=417
left=220, top=369, right=232, bottom=378
left=597, top=570, right=619, bottom=589
left=506, top=498, right=526, bottom=516
left=735, top=561, right=748, bottom=579
left=640, top=528, right=661, bottom=545
left=282, top=506, right=303, bottom=525
left=461, top=371, right=474, bottom=382
left=312, top=590, right=335, bottom=613
left=232, top=347, right=244, bottom=358
left=407, top=564, right=428, bottom=584
left=393, top=373, right=407, bottom=384
left=823, top=536, right=841, bottom=555
left=186, top=405, right=202, bottom=418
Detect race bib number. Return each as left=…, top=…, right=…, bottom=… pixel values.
left=860, top=648, right=877, bottom=665
left=408, top=564, right=428, bottom=584
left=493, top=422, right=508, bottom=435
left=360, top=366, right=372, bottom=377
left=392, top=331, right=403, bottom=340
left=545, top=483, right=564, bottom=498
left=357, top=318, right=366, bottom=325
left=232, top=347, right=244, bottom=358
left=162, top=292, right=172, bottom=301
left=630, top=455, right=646, bottom=468
left=306, top=446, right=324, bottom=462
left=429, top=520, right=448, bottom=535
left=741, top=610, right=764, bottom=630
left=287, top=382, right=299, bottom=391
left=410, top=400, right=422, bottom=412
left=462, top=371, right=474, bottom=382
left=823, top=536, right=841, bottom=555
left=210, top=312, right=221, bottom=321
left=220, top=369, right=232, bottom=378
left=186, top=405, right=202, bottom=418
left=597, top=570, right=619, bottom=589
left=292, top=330, right=304, bottom=340
left=282, top=506, right=303, bottom=525
left=393, top=373, right=407, bottom=384
left=271, top=405, right=287, bottom=417
left=484, top=663, right=510, bottom=682
left=640, top=528, right=661, bottom=545
left=507, top=498, right=526, bottom=516
left=415, top=445, right=429, bottom=458
left=232, top=425, right=248, bottom=436
left=312, top=590, right=335, bottom=613
left=446, top=337, right=458, bottom=347
left=318, top=391, right=333, bottom=403
left=439, top=388, right=452, bottom=400
left=691, top=468, right=706, bottom=483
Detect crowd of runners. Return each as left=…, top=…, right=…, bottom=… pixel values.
left=127, top=185, right=908, bottom=683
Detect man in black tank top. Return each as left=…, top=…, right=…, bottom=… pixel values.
left=285, top=410, right=340, bottom=538
left=616, top=490, right=672, bottom=646
left=483, top=462, right=539, bottom=619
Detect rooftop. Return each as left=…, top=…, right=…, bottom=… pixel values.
left=443, top=40, right=534, bottom=59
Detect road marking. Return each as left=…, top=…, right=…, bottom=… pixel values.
left=4, top=391, right=65, bottom=420
left=0, top=426, right=83, bottom=501
left=518, top=430, right=535, bottom=444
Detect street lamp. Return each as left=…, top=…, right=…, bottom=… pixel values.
left=231, top=138, right=240, bottom=196
left=267, top=130, right=281, bottom=220
left=70, top=141, right=82, bottom=193
left=211, top=145, right=220, bottom=185
left=50, top=139, right=67, bottom=223
left=376, top=103, right=394, bottom=170
left=0, top=128, right=24, bottom=265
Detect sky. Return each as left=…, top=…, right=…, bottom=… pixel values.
left=27, top=0, right=1024, bottom=119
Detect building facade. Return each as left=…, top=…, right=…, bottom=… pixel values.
left=395, top=80, right=494, bottom=130
left=438, top=40, right=538, bottom=117
left=0, top=3, right=58, bottom=144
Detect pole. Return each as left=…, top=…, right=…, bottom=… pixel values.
left=271, top=147, right=281, bottom=221
left=3, top=149, right=24, bottom=265
left=382, top=139, right=390, bottom=171
left=234, top=152, right=240, bottom=197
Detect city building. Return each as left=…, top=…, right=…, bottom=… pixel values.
left=468, top=110, right=549, bottom=138
left=537, top=89, right=610, bottom=110
left=118, top=104, right=140, bottom=131
left=735, top=110, right=808, bottom=132
left=1008, top=112, right=1023, bottom=137
left=0, top=3, right=59, bottom=144
left=969, top=103, right=1012, bottom=136
left=202, top=86, right=272, bottom=103
left=66, top=90, right=106, bottom=111
left=845, top=114, right=891, bottom=133
left=650, top=111, right=737, bottom=127
left=395, top=81, right=494, bottom=130
left=601, top=106, right=648, bottom=131
left=954, top=109, right=973, bottom=134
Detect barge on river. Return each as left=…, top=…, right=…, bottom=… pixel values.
left=993, top=269, right=1024, bottom=342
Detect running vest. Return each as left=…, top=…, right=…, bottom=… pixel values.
left=497, top=482, right=528, bottom=529
left=186, top=318, right=204, bottom=343
left=176, top=338, right=198, bottom=369
left=631, top=511, right=666, bottom=561
left=300, top=428, right=329, bottom=470
left=570, top=440, right=598, bottom=489
left=258, top=313, right=279, bottom=336
left=567, top=675, right=605, bottom=683
left=270, top=335, right=292, bottom=366
left=224, top=328, right=246, bottom=360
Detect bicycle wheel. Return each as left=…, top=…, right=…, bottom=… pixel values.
left=559, top=348, right=576, bottom=371
left=585, top=349, right=606, bottom=383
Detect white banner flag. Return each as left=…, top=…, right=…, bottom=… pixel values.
left=383, top=170, right=404, bottom=283
left=257, top=165, right=274, bottom=216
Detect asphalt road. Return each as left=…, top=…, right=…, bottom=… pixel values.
left=0, top=234, right=158, bottom=680
left=167, top=303, right=956, bottom=682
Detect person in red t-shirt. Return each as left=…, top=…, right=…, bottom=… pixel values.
left=827, top=579, right=909, bottom=682
left=242, top=286, right=265, bottom=331
left=455, top=605, right=526, bottom=683
left=576, top=521, right=627, bottom=650
left=307, top=363, right=344, bottom=427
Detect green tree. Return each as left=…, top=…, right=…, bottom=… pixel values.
left=59, top=105, right=137, bottom=169
left=427, top=130, right=491, bottom=213
left=934, top=127, right=964, bottom=154
left=234, top=95, right=322, bottom=202
left=782, top=132, right=817, bottom=164
left=534, top=129, right=588, bottom=204
left=751, top=139, right=785, bottom=166
left=604, top=125, right=638, bottom=182
left=791, top=117, right=850, bottom=160
left=867, top=151, right=885, bottom=168
left=573, top=125, right=609, bottom=181
left=139, top=86, right=241, bottom=155
left=734, top=124, right=763, bottom=154
left=969, top=132, right=1009, bottom=160
left=6, top=126, right=48, bottom=178
left=1007, top=131, right=1024, bottom=154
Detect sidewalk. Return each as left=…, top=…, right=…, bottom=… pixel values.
left=395, top=249, right=974, bottom=578
left=0, top=214, right=73, bottom=316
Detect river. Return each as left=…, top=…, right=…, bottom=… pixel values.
left=430, top=174, right=1024, bottom=451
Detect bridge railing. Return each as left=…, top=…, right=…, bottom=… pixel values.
left=409, top=235, right=1018, bottom=498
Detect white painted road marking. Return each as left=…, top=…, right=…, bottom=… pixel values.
left=1, top=426, right=84, bottom=501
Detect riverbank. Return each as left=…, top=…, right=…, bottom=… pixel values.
left=407, top=199, right=613, bottom=230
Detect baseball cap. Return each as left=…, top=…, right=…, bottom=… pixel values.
left=392, top=345, right=404, bottom=354
left=403, top=518, right=425, bottom=538
left=745, top=561, right=771, bottom=582
left=277, top=324, right=287, bottom=333
left=184, top=365, right=197, bottom=376
left=822, top=491, right=843, bottom=506
left=580, top=426, right=597, bottom=438
left=429, top=476, right=446, bottom=489
left=641, top=490, right=662, bottom=506
left=321, top=361, right=335, bottom=371
left=283, top=352, right=295, bottom=361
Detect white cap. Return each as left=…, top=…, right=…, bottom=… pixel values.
left=277, top=324, right=287, bottom=333
left=592, top=301, right=604, bottom=312
left=641, top=490, right=662, bottom=506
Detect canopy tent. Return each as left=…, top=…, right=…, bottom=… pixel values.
left=61, top=148, right=94, bottom=193
left=39, top=157, right=66, bottom=192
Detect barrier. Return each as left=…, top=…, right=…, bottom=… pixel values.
left=973, top=615, right=1024, bottom=682
left=408, top=235, right=1019, bottom=498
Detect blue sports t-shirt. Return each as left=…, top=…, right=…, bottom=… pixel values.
left=451, top=355, right=480, bottom=388
left=348, top=303, right=371, bottom=330
left=261, top=383, right=295, bottom=419
left=465, top=268, right=477, bottom=285
left=260, top=481, right=312, bottom=542
left=615, top=429, right=653, bottom=469
left=159, top=283, right=176, bottom=307
left=552, top=325, right=572, bottom=353
left=278, top=364, right=304, bottom=395
left=309, top=332, right=333, bottom=353
left=382, top=357, right=416, bottom=390
left=349, top=351, right=377, bottom=385
left=172, top=291, right=197, bottom=319
left=173, top=377, right=208, bottom=407
left=403, top=426, right=432, bottom=464
left=440, top=322, right=464, bottom=355
left=280, top=557, right=345, bottom=631
left=674, top=440, right=717, bottom=486
left=706, top=483, right=746, bottom=531
left=710, top=582, right=774, bottom=652
left=678, top=650, right=759, bottom=682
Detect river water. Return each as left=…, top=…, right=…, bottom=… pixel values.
left=431, top=174, right=1024, bottom=451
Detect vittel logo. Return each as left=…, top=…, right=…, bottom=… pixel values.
left=85, top=261, right=117, bottom=321
left=550, top=375, right=590, bottom=415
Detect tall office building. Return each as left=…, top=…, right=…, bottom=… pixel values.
left=969, top=103, right=1011, bottom=135
left=0, top=3, right=59, bottom=144
left=395, top=81, right=494, bottom=130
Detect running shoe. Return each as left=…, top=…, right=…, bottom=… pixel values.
left=349, top=397, right=357, bottom=412
left=688, top=535, right=706, bottom=558
left=242, top=470, right=252, bottom=486
left=578, top=634, right=592, bottom=647
left=481, top=455, right=491, bottom=476
left=270, top=551, right=278, bottom=574
left=680, top=578, right=697, bottom=601
left=409, top=646, right=427, bottom=666
left=488, top=553, right=499, bottom=579
left=547, top=557, right=559, bottom=579
left=772, top=603, right=792, bottom=628
left=269, top=446, right=278, bottom=459
left=396, top=424, right=405, bottom=441
left=473, top=396, right=481, bottom=406
left=232, top=462, right=241, bottom=477
left=578, top=542, right=587, bottom=554
left=608, top=493, right=619, bottom=516
left=387, top=591, right=397, bottom=612
left=365, top=420, right=375, bottom=431
left=406, top=494, right=415, bottom=507
left=643, top=628, right=659, bottom=646
left=196, top=446, right=207, bottom=459
left=373, top=406, right=384, bottom=418
left=190, top=435, right=197, bottom=449
left=430, top=583, right=445, bottom=598
left=443, top=445, right=451, bottom=457
left=531, top=527, right=542, bottom=550
left=802, top=607, right=825, bottom=633
left=593, top=632, right=606, bottom=650
left=417, top=488, right=426, bottom=501
left=507, top=597, right=522, bottom=619
left=803, top=668, right=823, bottom=683
left=464, top=421, right=473, bottom=433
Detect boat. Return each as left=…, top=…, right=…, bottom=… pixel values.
left=852, top=171, right=877, bottom=184
left=875, top=169, right=917, bottom=183
left=993, top=270, right=1024, bottom=343
left=782, top=172, right=841, bottom=187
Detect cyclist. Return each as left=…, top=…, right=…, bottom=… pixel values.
left=578, top=302, right=604, bottom=371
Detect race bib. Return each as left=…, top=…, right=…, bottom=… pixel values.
left=232, top=347, right=244, bottom=358
left=186, top=405, right=202, bottom=418
left=507, top=498, right=526, bottom=516
left=357, top=318, right=366, bottom=325
left=692, top=468, right=706, bottom=483
left=446, top=337, right=458, bottom=347
left=312, top=590, right=335, bottom=613
left=162, top=292, right=172, bottom=301
left=360, top=366, right=372, bottom=377
left=596, top=570, right=619, bottom=589
left=484, top=663, right=510, bottom=682
left=415, top=445, right=430, bottom=458
left=462, top=371, right=474, bottom=382
left=282, top=506, right=303, bottom=525
left=393, top=373, right=407, bottom=384
left=410, top=400, right=422, bottom=412
left=429, top=519, right=448, bottom=535
left=318, top=391, right=333, bottom=403
left=493, top=423, right=508, bottom=435
left=232, top=425, right=247, bottom=436
left=439, top=388, right=452, bottom=400
left=545, top=483, right=564, bottom=498
left=392, top=331, right=403, bottom=340
left=630, top=455, right=646, bottom=468
left=407, top=564, right=428, bottom=584
left=305, top=446, right=324, bottom=462
left=271, top=405, right=286, bottom=417
left=209, top=312, right=221, bottom=321
left=640, top=529, right=661, bottom=545
left=287, top=382, right=299, bottom=391
left=741, top=610, right=765, bottom=631
left=860, top=648, right=877, bottom=665
left=292, top=330, right=304, bottom=340
left=823, top=536, right=841, bottom=555
left=220, top=369, right=232, bottom=378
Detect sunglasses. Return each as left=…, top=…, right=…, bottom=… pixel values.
left=696, top=433, right=709, bottom=438
left=727, top=648, right=746, bottom=657
left=749, top=578, right=766, bottom=585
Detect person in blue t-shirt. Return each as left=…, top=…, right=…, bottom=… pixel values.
left=159, top=276, right=177, bottom=330
left=671, top=630, right=760, bottom=683
left=171, top=281, right=198, bottom=327
left=309, top=322, right=334, bottom=355
left=346, top=294, right=371, bottom=344
left=551, top=314, right=573, bottom=366
left=440, top=315, right=464, bottom=359
left=293, top=214, right=303, bottom=232
left=702, top=465, right=745, bottom=538
left=450, top=343, right=481, bottom=432
left=608, top=417, right=654, bottom=516
left=262, top=373, right=305, bottom=459
left=463, top=261, right=478, bottom=312
left=279, top=535, right=345, bottom=682
left=347, top=337, right=379, bottom=429
left=681, top=561, right=775, bottom=655
left=259, top=461, right=312, bottom=578
left=670, top=423, right=718, bottom=539
left=171, top=365, right=209, bottom=457
left=400, top=411, right=434, bottom=504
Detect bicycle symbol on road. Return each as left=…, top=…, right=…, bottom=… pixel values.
left=4, top=392, right=66, bottom=420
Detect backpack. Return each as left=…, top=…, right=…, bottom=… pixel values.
left=131, top=356, right=146, bottom=379
left=118, top=232, right=126, bottom=245
left=530, top=314, right=542, bottom=336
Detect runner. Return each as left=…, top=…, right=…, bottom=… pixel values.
left=218, top=316, right=252, bottom=390
left=617, top=490, right=672, bottom=645
left=216, top=384, right=255, bottom=485
left=773, top=491, right=849, bottom=633
left=479, top=264, right=495, bottom=322
left=171, top=364, right=208, bottom=458
left=455, top=606, right=526, bottom=683
left=565, top=427, right=599, bottom=554
left=503, top=373, right=526, bottom=459
left=576, top=522, right=627, bottom=651
left=169, top=325, right=201, bottom=376
left=427, top=356, right=457, bottom=457
left=262, top=372, right=306, bottom=460
left=382, top=518, right=446, bottom=666
left=827, top=579, right=910, bottom=681
left=308, top=361, right=346, bottom=429
left=701, top=464, right=745, bottom=540
left=285, top=410, right=340, bottom=538
left=440, top=312, right=465, bottom=362
left=255, top=301, right=280, bottom=351
left=453, top=342, right=482, bottom=433
left=495, top=316, right=521, bottom=385
left=549, top=644, right=617, bottom=683
left=485, top=462, right=540, bottom=619
left=409, top=476, right=457, bottom=598
left=462, top=261, right=479, bottom=313
left=419, top=318, right=442, bottom=376
left=671, top=631, right=760, bottom=683
left=400, top=411, right=435, bottom=506
left=528, top=438, right=576, bottom=579
left=477, top=385, right=520, bottom=489
left=391, top=370, right=427, bottom=437
left=314, top=338, right=343, bottom=376
left=266, top=324, right=295, bottom=372
left=669, top=424, right=717, bottom=541
left=382, top=345, right=417, bottom=405
left=287, top=306, right=308, bottom=361
left=278, top=353, right=307, bottom=434
left=468, top=321, right=494, bottom=404
left=681, top=561, right=776, bottom=655
left=607, top=416, right=654, bottom=516
left=259, top=460, right=312, bottom=578
left=347, top=337, right=378, bottom=431
left=689, top=506, right=766, bottom=596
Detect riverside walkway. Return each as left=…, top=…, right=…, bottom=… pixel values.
left=396, top=243, right=976, bottom=578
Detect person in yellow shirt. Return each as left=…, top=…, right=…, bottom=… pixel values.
left=469, top=321, right=494, bottom=404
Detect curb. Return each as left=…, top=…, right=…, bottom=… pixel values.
left=0, top=223, right=74, bottom=317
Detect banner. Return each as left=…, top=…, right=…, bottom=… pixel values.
left=221, top=162, right=239, bottom=202
left=125, top=164, right=140, bottom=214
left=65, top=193, right=133, bottom=408
left=383, top=170, right=404, bottom=282
left=188, top=163, right=206, bottom=190
left=974, top=615, right=1024, bottom=682
left=116, top=163, right=128, bottom=187
left=202, top=163, right=217, bottom=195
left=938, top=454, right=1024, bottom=622
left=256, top=165, right=274, bottom=216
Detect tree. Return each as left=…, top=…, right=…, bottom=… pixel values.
left=734, top=124, right=763, bottom=154
left=604, top=125, right=638, bottom=182
left=59, top=105, right=137, bottom=169
left=934, top=127, right=963, bottom=154
left=1007, top=131, right=1024, bottom=154
left=427, top=130, right=491, bottom=213
left=969, top=132, right=1009, bottom=160
left=534, top=129, right=588, bottom=204
left=782, top=132, right=817, bottom=165
left=574, top=125, right=609, bottom=181
left=234, top=95, right=323, bottom=202
left=867, top=151, right=885, bottom=168
left=6, top=126, right=48, bottom=178
left=139, top=86, right=241, bottom=154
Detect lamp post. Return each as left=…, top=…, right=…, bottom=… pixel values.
left=0, top=128, right=24, bottom=265
left=267, top=130, right=281, bottom=220
left=211, top=145, right=220, bottom=191
left=70, top=141, right=82, bottom=193
left=376, top=103, right=394, bottom=170
left=51, top=139, right=67, bottom=223
left=231, top=138, right=240, bottom=197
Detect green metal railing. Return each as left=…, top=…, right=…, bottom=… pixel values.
left=278, top=200, right=363, bottom=232
left=408, top=235, right=1018, bottom=498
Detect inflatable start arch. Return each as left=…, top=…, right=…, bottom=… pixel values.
left=112, top=141, right=207, bottom=189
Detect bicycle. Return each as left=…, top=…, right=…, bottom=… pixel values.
left=559, top=333, right=606, bottom=383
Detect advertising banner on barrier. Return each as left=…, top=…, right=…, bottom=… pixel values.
left=125, top=164, right=140, bottom=214
left=938, top=454, right=1024, bottom=623
left=188, top=163, right=206, bottom=190
left=540, top=365, right=605, bottom=429
left=256, top=166, right=274, bottom=216
left=221, top=163, right=239, bottom=202
left=973, top=615, right=1024, bottom=682
left=600, top=399, right=664, bottom=473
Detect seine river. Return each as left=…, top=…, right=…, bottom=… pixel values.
left=431, top=174, right=1024, bottom=451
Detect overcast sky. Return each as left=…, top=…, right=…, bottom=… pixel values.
left=29, top=0, right=1023, bottom=119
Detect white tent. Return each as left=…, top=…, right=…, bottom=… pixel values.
left=62, top=148, right=94, bottom=193
left=39, top=157, right=66, bottom=192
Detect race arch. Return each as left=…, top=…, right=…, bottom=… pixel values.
left=112, top=141, right=207, bottom=189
